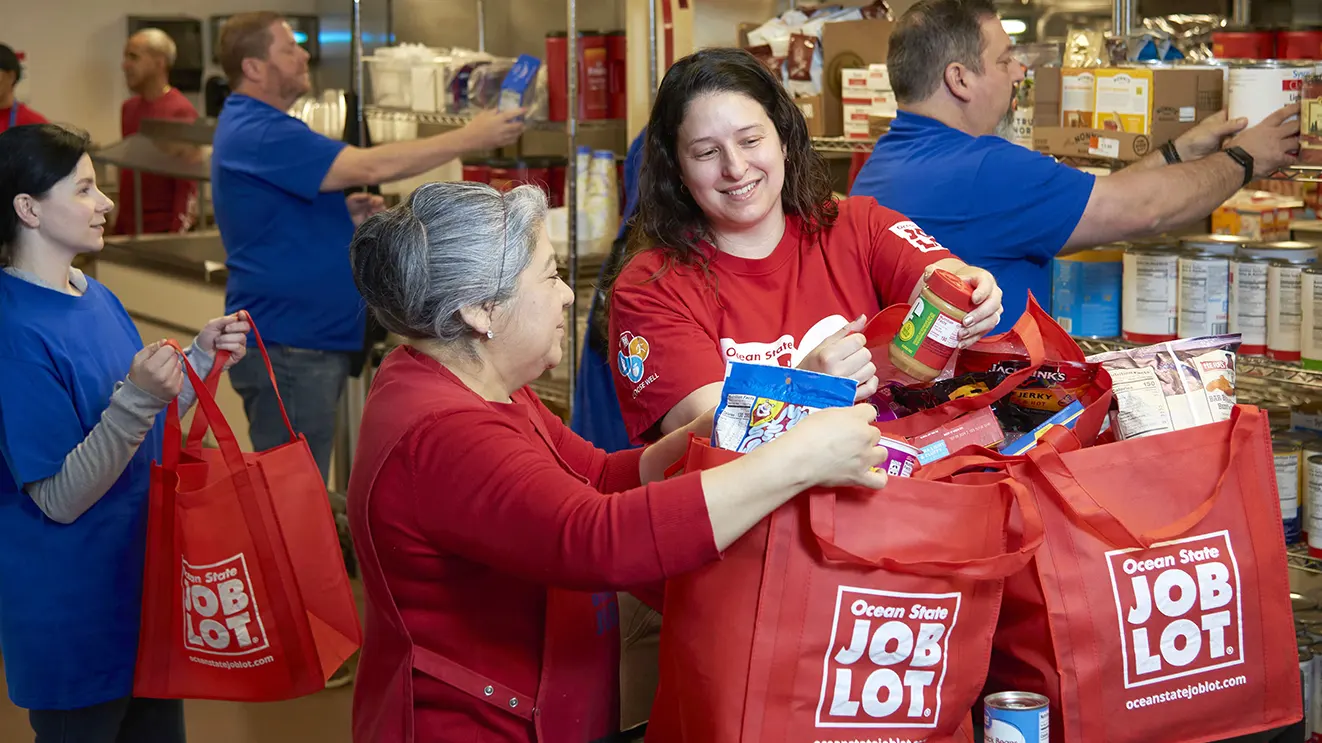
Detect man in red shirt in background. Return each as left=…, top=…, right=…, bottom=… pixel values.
left=0, top=44, right=47, bottom=132
left=116, top=29, right=199, bottom=235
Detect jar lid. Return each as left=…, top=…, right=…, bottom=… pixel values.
left=925, top=269, right=975, bottom=312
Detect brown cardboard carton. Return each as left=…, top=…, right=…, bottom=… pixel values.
left=1032, top=127, right=1156, bottom=162
left=1034, top=67, right=1062, bottom=127
left=821, top=19, right=896, bottom=136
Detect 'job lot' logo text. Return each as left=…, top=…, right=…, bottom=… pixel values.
left=1105, top=530, right=1244, bottom=689
left=182, top=554, right=270, bottom=657
left=815, top=586, right=959, bottom=730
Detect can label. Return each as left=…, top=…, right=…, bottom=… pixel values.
left=1270, top=264, right=1305, bottom=359
left=1305, top=272, right=1322, bottom=366
left=1123, top=252, right=1178, bottom=340
left=984, top=701, right=1048, bottom=743
left=896, top=296, right=962, bottom=371
left=1230, top=261, right=1269, bottom=352
left=1178, top=257, right=1230, bottom=338
left=1229, top=65, right=1312, bottom=127
left=1279, top=451, right=1303, bottom=544
left=1310, top=459, right=1322, bottom=555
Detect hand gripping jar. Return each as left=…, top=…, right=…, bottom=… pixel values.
left=889, top=269, right=975, bottom=382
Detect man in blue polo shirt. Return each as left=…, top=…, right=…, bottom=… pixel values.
left=212, top=12, right=524, bottom=484
left=852, top=0, right=1301, bottom=332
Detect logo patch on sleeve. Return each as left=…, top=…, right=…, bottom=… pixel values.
left=889, top=221, right=948, bottom=253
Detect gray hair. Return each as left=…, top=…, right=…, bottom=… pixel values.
left=349, top=182, right=545, bottom=354
left=888, top=0, right=998, bottom=104
left=133, top=28, right=179, bottom=68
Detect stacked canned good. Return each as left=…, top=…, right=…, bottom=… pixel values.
left=1293, top=591, right=1322, bottom=739
left=1055, top=235, right=1322, bottom=362
left=1271, top=403, right=1322, bottom=551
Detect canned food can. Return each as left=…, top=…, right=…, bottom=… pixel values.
left=1276, top=435, right=1304, bottom=544
left=1122, top=244, right=1179, bottom=343
left=1051, top=246, right=1122, bottom=338
left=1303, top=646, right=1315, bottom=737
left=1231, top=255, right=1272, bottom=355
left=984, top=691, right=1048, bottom=743
left=1242, top=240, right=1321, bottom=263
left=1270, top=259, right=1309, bottom=361
left=1306, top=266, right=1322, bottom=370
left=1298, top=401, right=1322, bottom=433
left=1266, top=405, right=1295, bottom=431
left=1178, top=251, right=1231, bottom=337
left=1228, top=60, right=1315, bottom=128
left=1310, top=455, right=1322, bottom=557
left=1181, top=234, right=1254, bottom=256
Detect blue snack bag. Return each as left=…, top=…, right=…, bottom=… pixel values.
left=499, top=54, right=542, bottom=118
left=713, top=361, right=857, bottom=453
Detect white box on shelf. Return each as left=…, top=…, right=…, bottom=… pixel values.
left=867, top=63, right=891, bottom=92
left=872, top=90, right=898, bottom=117
left=410, top=61, right=440, bottom=113
left=841, top=67, right=871, bottom=92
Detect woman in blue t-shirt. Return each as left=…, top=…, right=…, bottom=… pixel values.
left=0, top=123, right=250, bottom=742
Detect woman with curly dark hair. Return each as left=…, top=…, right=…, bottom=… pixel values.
left=609, top=47, right=1005, bottom=443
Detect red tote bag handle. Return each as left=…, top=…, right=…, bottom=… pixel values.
left=806, top=473, right=1045, bottom=580
left=160, top=337, right=317, bottom=689
left=1024, top=405, right=1264, bottom=549
left=180, top=311, right=296, bottom=457
left=682, top=438, right=1043, bottom=580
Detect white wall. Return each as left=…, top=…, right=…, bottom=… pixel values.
left=4, top=0, right=318, bottom=145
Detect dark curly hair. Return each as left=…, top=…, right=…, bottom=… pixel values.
left=626, top=47, right=838, bottom=276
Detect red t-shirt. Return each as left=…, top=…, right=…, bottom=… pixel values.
left=115, top=88, right=198, bottom=235
left=609, top=196, right=951, bottom=443
left=0, top=103, right=47, bottom=132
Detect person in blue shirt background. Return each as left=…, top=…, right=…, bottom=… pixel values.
left=0, top=123, right=247, bottom=743
left=212, top=12, right=526, bottom=489
left=851, top=0, right=1301, bottom=332
left=571, top=127, right=645, bottom=454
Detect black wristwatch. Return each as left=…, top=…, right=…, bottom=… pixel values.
left=1161, top=141, right=1182, bottom=165
left=1224, top=146, right=1255, bottom=187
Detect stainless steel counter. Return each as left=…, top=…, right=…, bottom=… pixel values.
left=95, top=232, right=228, bottom=284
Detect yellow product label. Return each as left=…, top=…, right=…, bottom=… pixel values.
left=1061, top=69, right=1095, bottom=128
left=1304, top=94, right=1322, bottom=162
left=1093, top=69, right=1153, bottom=134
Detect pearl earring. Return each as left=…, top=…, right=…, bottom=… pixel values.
left=486, top=330, right=495, bottom=340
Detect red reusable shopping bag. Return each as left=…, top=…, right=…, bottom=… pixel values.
left=977, top=405, right=1301, bottom=742
left=134, top=320, right=361, bottom=701
left=647, top=437, right=1046, bottom=743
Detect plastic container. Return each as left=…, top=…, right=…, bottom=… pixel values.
left=1212, top=28, right=1276, bottom=59
left=1279, top=30, right=1322, bottom=60
left=461, top=158, right=491, bottom=184
left=545, top=30, right=609, bottom=121
left=889, top=269, right=974, bottom=382
left=606, top=30, right=628, bottom=120
left=488, top=158, right=527, bottom=193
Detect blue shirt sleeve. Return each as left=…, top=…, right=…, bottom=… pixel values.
left=969, top=143, right=1096, bottom=264
left=0, top=357, right=86, bottom=488
left=226, top=115, right=347, bottom=202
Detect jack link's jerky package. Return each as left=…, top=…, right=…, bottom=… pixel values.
left=713, top=362, right=856, bottom=454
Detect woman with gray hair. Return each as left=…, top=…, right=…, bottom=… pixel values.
left=346, top=181, right=887, bottom=743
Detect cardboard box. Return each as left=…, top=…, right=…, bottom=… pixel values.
left=1062, top=69, right=1097, bottom=127
left=795, top=94, right=827, bottom=138
left=910, top=407, right=1006, bottom=465
left=1033, top=127, right=1155, bottom=162
left=842, top=67, right=871, bottom=93
left=821, top=19, right=896, bottom=136
left=867, top=63, right=891, bottom=92
left=1034, top=67, right=1224, bottom=160
left=1035, top=67, right=1062, bottom=127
